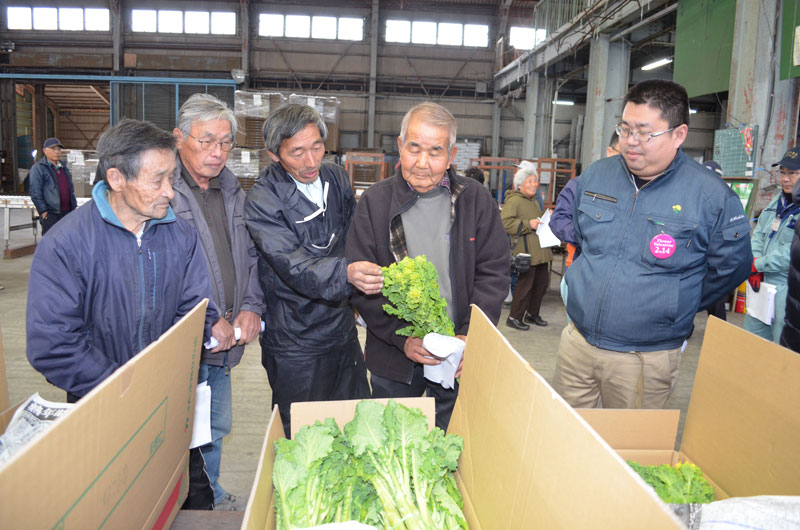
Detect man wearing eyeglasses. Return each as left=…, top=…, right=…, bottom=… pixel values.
left=244, top=103, right=381, bottom=438
left=553, top=79, right=752, bottom=410
left=170, top=93, right=265, bottom=511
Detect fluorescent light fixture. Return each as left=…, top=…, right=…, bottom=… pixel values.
left=552, top=100, right=574, bottom=106
left=641, top=57, right=673, bottom=71
left=689, top=108, right=698, bottom=114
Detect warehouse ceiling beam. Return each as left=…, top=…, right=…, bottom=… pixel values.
left=267, top=38, right=304, bottom=91
left=367, top=0, right=379, bottom=148
left=89, top=85, right=110, bottom=106
left=436, top=47, right=479, bottom=101
left=110, top=0, right=121, bottom=72
left=313, top=41, right=357, bottom=95
left=403, top=54, right=430, bottom=99
left=241, top=0, right=250, bottom=79
left=494, top=0, right=671, bottom=94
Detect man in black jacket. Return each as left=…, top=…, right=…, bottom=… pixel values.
left=346, top=102, right=509, bottom=430
left=244, top=104, right=382, bottom=436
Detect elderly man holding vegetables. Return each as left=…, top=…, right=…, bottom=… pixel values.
left=346, top=102, right=509, bottom=431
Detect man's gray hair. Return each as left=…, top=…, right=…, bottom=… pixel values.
left=96, top=119, right=176, bottom=184
left=399, top=102, right=457, bottom=150
left=513, top=161, right=538, bottom=189
left=262, top=104, right=327, bottom=155
left=176, top=93, right=237, bottom=139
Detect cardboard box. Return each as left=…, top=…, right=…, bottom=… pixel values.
left=0, top=300, right=208, bottom=529
left=580, top=317, right=800, bottom=500
left=242, top=306, right=683, bottom=529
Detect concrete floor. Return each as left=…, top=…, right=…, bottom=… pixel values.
left=0, top=208, right=746, bottom=504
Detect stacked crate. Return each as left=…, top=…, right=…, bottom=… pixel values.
left=64, top=149, right=99, bottom=197
left=225, top=148, right=267, bottom=192
left=233, top=91, right=286, bottom=150
left=288, top=94, right=341, bottom=153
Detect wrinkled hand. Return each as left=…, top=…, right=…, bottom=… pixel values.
left=404, top=336, right=441, bottom=366
left=233, top=310, right=261, bottom=345
left=529, top=218, right=541, bottom=230
left=210, top=317, right=235, bottom=353
left=454, top=335, right=467, bottom=377
left=348, top=261, right=384, bottom=295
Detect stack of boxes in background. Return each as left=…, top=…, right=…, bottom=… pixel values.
left=64, top=150, right=98, bottom=198
left=451, top=139, right=482, bottom=175
left=232, top=91, right=286, bottom=191
left=287, top=94, right=340, bottom=153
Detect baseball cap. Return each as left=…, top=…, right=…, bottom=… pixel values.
left=702, top=160, right=722, bottom=176
left=43, top=137, right=63, bottom=149
left=773, top=146, right=800, bottom=171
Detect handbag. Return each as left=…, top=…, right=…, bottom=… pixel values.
left=510, top=221, right=531, bottom=274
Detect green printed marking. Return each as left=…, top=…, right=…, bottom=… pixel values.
left=52, top=397, right=169, bottom=530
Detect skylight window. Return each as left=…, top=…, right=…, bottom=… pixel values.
left=59, top=8, right=83, bottom=31
left=311, top=16, right=336, bottom=39
left=211, top=12, right=236, bottom=35
left=259, top=14, right=284, bottom=37
left=509, top=26, right=547, bottom=50
left=131, top=9, right=157, bottom=32
left=386, top=19, right=410, bottom=43
left=463, top=24, right=488, bottom=47
left=158, top=10, right=183, bottom=34
left=85, top=9, right=109, bottom=31
left=338, top=17, right=363, bottom=41
left=6, top=7, right=32, bottom=30
left=411, top=21, right=436, bottom=45
left=437, top=22, right=463, bottom=46
left=185, top=11, right=210, bottom=34
left=285, top=15, right=310, bottom=38
left=32, top=7, right=58, bottom=30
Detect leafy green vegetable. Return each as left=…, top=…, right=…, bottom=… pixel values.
left=273, top=400, right=468, bottom=529
left=628, top=461, right=714, bottom=504
left=381, top=255, right=455, bottom=338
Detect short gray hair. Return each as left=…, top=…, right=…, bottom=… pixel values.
left=96, top=119, right=176, bottom=184
left=262, top=104, right=327, bottom=155
left=176, top=93, right=237, bottom=139
left=513, top=164, right=538, bottom=189
left=399, top=102, right=457, bottom=150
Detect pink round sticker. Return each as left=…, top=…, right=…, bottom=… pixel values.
left=650, top=234, right=676, bottom=259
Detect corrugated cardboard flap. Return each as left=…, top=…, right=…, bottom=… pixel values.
left=449, top=305, right=683, bottom=529
left=682, top=318, right=800, bottom=497
left=578, top=409, right=679, bottom=451
left=0, top=300, right=207, bottom=529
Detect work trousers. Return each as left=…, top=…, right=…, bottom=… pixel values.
left=552, top=323, right=681, bottom=409
left=262, top=329, right=370, bottom=438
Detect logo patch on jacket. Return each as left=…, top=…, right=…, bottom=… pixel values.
left=672, top=204, right=682, bottom=213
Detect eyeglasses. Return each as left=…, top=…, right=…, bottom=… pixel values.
left=615, top=124, right=675, bottom=143
left=188, top=134, right=234, bottom=152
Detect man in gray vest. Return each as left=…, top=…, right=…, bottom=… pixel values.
left=171, top=93, right=265, bottom=511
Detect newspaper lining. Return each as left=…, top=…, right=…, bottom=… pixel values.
left=0, top=393, right=74, bottom=466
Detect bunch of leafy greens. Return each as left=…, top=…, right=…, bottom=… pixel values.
left=628, top=461, right=714, bottom=504
left=273, top=400, right=468, bottom=530
left=381, top=255, right=455, bottom=338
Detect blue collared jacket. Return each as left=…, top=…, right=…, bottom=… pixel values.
left=565, top=149, right=752, bottom=351
left=26, top=181, right=218, bottom=397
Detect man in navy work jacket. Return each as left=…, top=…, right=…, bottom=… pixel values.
left=244, top=104, right=382, bottom=437
left=553, top=79, right=752, bottom=409
left=29, top=137, right=77, bottom=234
left=26, top=119, right=218, bottom=403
